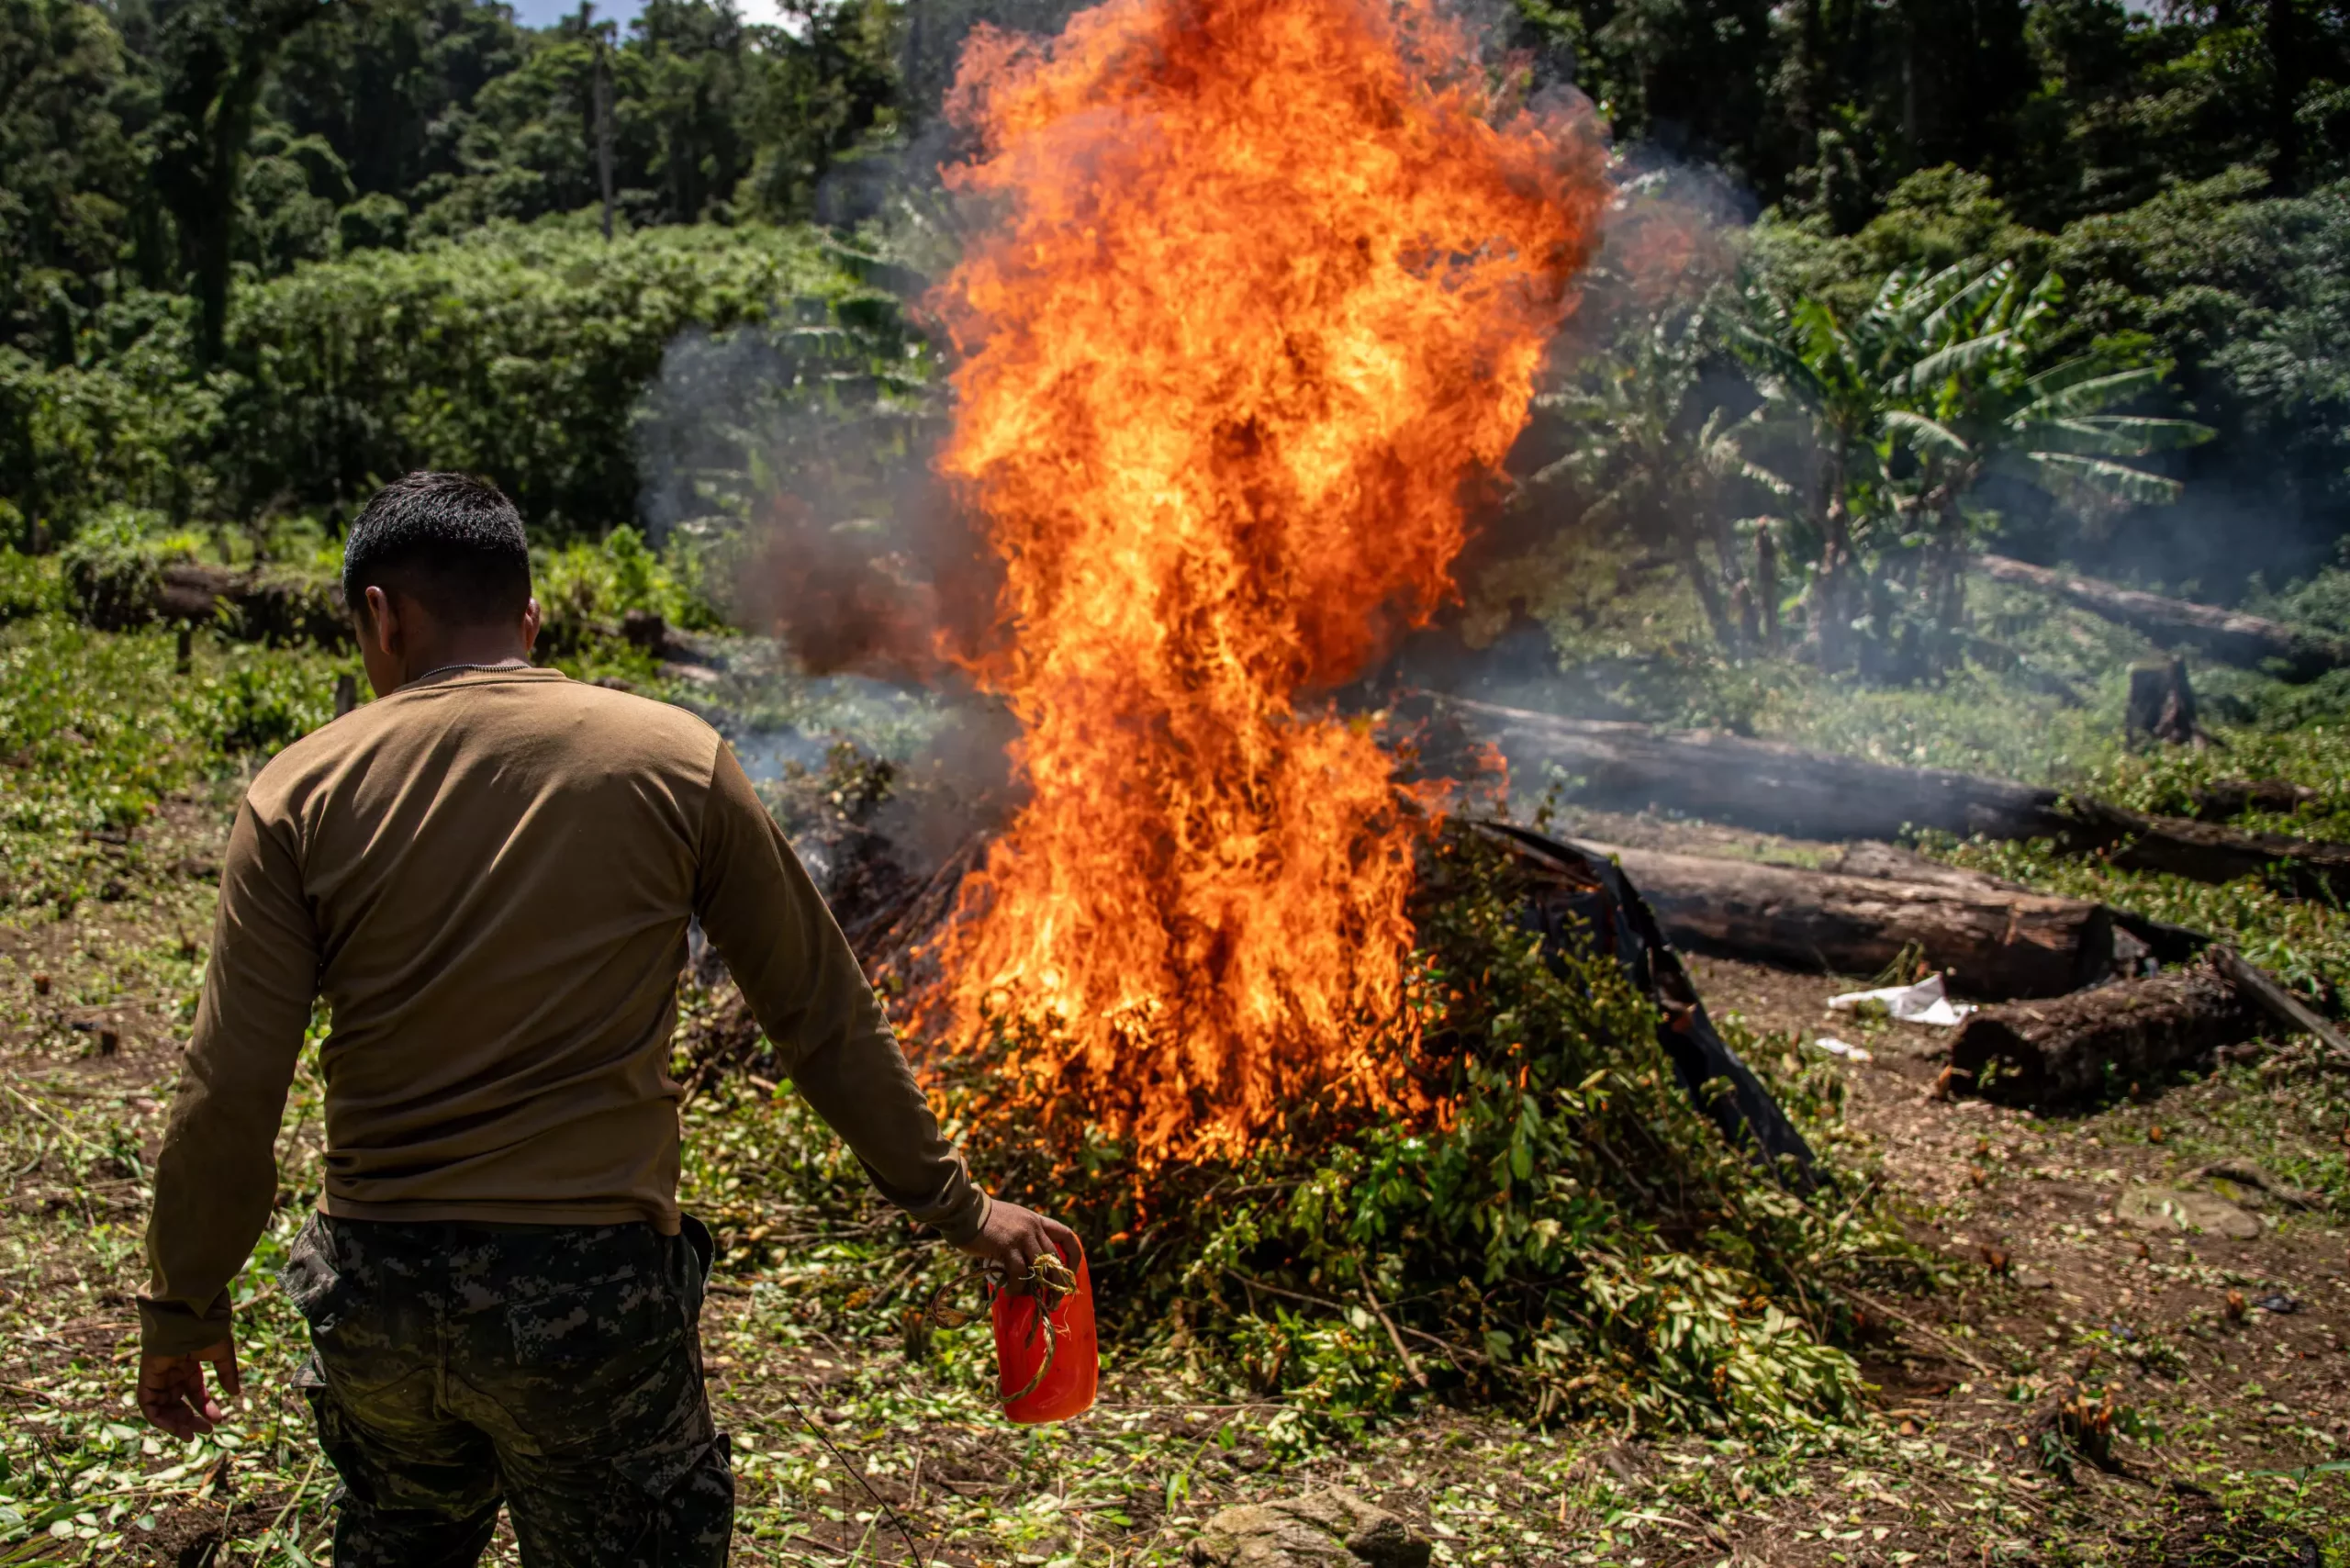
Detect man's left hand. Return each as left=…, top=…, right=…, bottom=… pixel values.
left=956, top=1198, right=1081, bottom=1281
left=137, top=1338, right=241, bottom=1440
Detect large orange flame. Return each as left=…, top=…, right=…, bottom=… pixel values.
left=931, top=0, right=1605, bottom=1164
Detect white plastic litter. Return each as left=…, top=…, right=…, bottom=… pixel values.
left=1816, top=1036, right=1873, bottom=1062
left=1826, top=972, right=1977, bottom=1028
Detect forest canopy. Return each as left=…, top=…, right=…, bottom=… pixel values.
left=4, top=0, right=2349, bottom=635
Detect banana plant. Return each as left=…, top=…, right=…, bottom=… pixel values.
left=1736, top=260, right=2209, bottom=675
left=1523, top=300, right=1791, bottom=653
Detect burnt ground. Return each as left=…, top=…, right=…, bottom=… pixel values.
left=2, top=800, right=2346, bottom=1566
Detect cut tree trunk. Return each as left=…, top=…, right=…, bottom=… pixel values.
left=1433, top=695, right=2350, bottom=902
left=1948, top=958, right=2263, bottom=1105
left=1979, top=554, right=2350, bottom=681
left=1576, top=841, right=2118, bottom=1000
left=158, top=563, right=352, bottom=647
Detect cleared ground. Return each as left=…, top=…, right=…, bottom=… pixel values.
left=5, top=791, right=2345, bottom=1567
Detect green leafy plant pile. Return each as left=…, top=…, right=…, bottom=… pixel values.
left=59, top=507, right=179, bottom=632
left=912, top=828, right=1908, bottom=1441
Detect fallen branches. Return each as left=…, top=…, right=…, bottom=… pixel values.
left=1979, top=554, right=2350, bottom=681
left=1223, top=1271, right=1492, bottom=1370
left=1831, top=1284, right=1992, bottom=1374
left=1472, top=823, right=1823, bottom=1185
left=2208, top=946, right=2350, bottom=1061
left=1355, top=1261, right=1427, bottom=1388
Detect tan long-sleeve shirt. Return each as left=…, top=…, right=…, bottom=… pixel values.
left=140, top=666, right=983, bottom=1356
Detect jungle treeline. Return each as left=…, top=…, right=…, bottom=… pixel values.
left=5, top=0, right=2350, bottom=657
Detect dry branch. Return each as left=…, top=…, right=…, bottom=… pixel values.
left=2208, top=946, right=2350, bottom=1062
left=1979, top=554, right=2350, bottom=681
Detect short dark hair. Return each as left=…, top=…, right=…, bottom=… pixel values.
left=342, top=471, right=532, bottom=628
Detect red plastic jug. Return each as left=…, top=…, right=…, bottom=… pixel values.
left=990, top=1243, right=1098, bottom=1423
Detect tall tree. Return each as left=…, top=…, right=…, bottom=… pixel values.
left=0, top=0, right=154, bottom=359
left=147, top=0, right=331, bottom=363
left=269, top=0, right=526, bottom=210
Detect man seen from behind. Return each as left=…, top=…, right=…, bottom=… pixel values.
left=132, top=471, right=1077, bottom=1566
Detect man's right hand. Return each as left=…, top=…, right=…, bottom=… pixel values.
left=955, top=1198, right=1081, bottom=1280
left=137, top=1338, right=241, bottom=1441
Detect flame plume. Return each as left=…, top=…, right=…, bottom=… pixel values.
left=932, top=0, right=1605, bottom=1164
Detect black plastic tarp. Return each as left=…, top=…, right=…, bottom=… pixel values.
left=1476, top=821, right=1825, bottom=1193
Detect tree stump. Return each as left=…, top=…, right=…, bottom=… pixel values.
left=2126, top=657, right=2206, bottom=746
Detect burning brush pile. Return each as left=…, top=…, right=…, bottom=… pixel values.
left=690, top=0, right=1912, bottom=1434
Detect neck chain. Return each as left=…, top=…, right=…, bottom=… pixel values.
left=405, top=659, right=533, bottom=687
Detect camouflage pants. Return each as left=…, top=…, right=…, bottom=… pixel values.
left=279, top=1214, right=733, bottom=1568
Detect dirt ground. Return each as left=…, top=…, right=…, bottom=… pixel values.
left=4, top=801, right=2346, bottom=1566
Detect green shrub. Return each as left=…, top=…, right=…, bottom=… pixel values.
left=205, top=648, right=335, bottom=756
left=219, top=220, right=868, bottom=536
left=0, top=545, right=62, bottom=622
left=0, top=330, right=225, bottom=539
left=59, top=506, right=178, bottom=630
left=537, top=525, right=720, bottom=633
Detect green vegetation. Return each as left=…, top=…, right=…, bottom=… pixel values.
left=11, top=591, right=2350, bottom=1562
left=4, top=0, right=2350, bottom=606
left=9, top=221, right=903, bottom=540
left=10, top=0, right=2350, bottom=1560
left=0, top=518, right=721, bottom=924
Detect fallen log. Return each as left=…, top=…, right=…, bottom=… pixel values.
left=2191, top=779, right=2320, bottom=823
left=1978, top=554, right=2350, bottom=681
left=1818, top=840, right=2030, bottom=894
left=157, top=562, right=352, bottom=647
left=1948, top=958, right=2264, bottom=1105
left=1575, top=841, right=2118, bottom=1000
left=1437, top=694, right=2075, bottom=843
left=2065, top=797, right=2350, bottom=902
left=1434, top=695, right=2350, bottom=902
